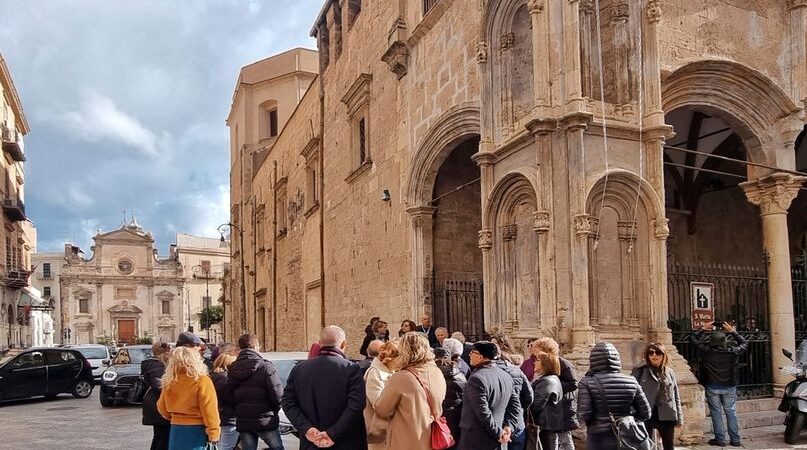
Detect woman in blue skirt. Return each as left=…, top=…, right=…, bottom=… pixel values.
left=158, top=346, right=221, bottom=449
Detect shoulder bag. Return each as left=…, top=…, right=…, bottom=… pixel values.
left=406, top=368, right=455, bottom=450
left=126, top=376, right=147, bottom=404
left=592, top=374, right=653, bottom=450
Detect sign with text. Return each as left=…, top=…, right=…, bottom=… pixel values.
left=690, top=282, right=714, bottom=329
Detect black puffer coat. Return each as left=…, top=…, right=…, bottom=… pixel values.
left=439, top=362, right=467, bottom=443
left=141, top=357, right=169, bottom=426
left=577, top=342, right=651, bottom=435
left=559, top=356, right=580, bottom=431
left=530, top=374, right=563, bottom=432
left=210, top=371, right=236, bottom=426
left=227, top=349, right=283, bottom=432
left=495, top=359, right=534, bottom=433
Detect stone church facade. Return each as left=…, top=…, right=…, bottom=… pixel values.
left=227, top=1, right=807, bottom=441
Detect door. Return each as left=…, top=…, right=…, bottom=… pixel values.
left=45, top=350, right=82, bottom=394
left=117, top=319, right=136, bottom=344
left=2, top=351, right=47, bottom=398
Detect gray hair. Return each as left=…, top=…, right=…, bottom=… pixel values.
left=367, top=340, right=384, bottom=357
left=450, top=331, right=466, bottom=343
left=435, top=327, right=449, bottom=335
left=320, top=325, right=347, bottom=348
left=442, top=338, right=463, bottom=357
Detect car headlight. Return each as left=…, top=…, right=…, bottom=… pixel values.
left=102, top=371, right=118, bottom=381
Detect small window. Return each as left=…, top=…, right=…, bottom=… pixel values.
left=423, top=0, right=440, bottom=15
left=161, top=300, right=170, bottom=315
left=307, top=164, right=319, bottom=206
left=277, top=187, right=288, bottom=236
left=79, top=297, right=89, bottom=314
left=43, top=286, right=51, bottom=297
left=43, top=263, right=51, bottom=278
left=269, top=109, right=278, bottom=138
left=358, top=117, right=368, bottom=164
left=202, top=296, right=211, bottom=310
left=201, top=260, right=211, bottom=275
left=347, top=0, right=361, bottom=26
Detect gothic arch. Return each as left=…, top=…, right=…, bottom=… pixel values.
left=662, top=59, right=803, bottom=168
left=405, top=103, right=481, bottom=207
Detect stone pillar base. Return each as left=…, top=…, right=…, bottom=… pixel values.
left=668, top=349, right=705, bottom=445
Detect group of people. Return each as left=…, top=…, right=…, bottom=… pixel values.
left=138, top=316, right=749, bottom=450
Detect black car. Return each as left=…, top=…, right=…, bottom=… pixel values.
left=0, top=348, right=95, bottom=401
left=99, top=345, right=152, bottom=407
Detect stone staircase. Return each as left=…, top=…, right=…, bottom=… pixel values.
left=703, top=397, right=785, bottom=441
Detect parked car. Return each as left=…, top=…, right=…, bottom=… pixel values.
left=259, top=351, right=307, bottom=443
left=99, top=345, right=153, bottom=407
left=0, top=347, right=95, bottom=402
left=67, top=344, right=111, bottom=383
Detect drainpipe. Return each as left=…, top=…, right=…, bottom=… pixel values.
left=318, top=77, right=326, bottom=330
left=272, top=161, right=279, bottom=350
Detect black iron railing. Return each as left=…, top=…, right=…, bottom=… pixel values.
left=432, top=279, right=485, bottom=342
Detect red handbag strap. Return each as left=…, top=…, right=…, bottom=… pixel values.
left=406, top=368, right=437, bottom=420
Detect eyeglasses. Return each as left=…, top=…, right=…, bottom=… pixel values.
left=469, top=350, right=480, bottom=356
left=647, top=350, right=664, bottom=356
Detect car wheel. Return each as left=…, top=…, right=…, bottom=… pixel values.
left=99, top=391, right=113, bottom=407
left=71, top=380, right=93, bottom=399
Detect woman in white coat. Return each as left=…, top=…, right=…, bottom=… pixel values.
left=364, top=340, right=400, bottom=449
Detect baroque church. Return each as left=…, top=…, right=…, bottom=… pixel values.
left=226, top=1, right=807, bottom=441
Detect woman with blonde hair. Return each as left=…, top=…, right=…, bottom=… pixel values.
left=157, top=346, right=221, bottom=450
left=631, top=342, right=683, bottom=450
left=210, top=351, right=239, bottom=450
left=374, top=332, right=447, bottom=450
left=364, top=340, right=401, bottom=449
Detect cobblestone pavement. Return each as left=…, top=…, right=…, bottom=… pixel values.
left=0, top=388, right=299, bottom=450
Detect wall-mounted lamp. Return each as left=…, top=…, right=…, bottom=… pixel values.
left=381, top=189, right=391, bottom=202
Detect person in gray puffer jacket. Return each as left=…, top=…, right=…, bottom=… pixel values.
left=578, top=342, right=652, bottom=450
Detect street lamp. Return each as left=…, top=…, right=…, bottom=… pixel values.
left=192, top=264, right=215, bottom=342
left=218, top=223, right=246, bottom=335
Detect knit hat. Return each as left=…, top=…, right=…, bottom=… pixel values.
left=442, top=338, right=463, bottom=357
left=176, top=331, right=204, bottom=347
left=710, top=331, right=727, bottom=349
left=473, top=341, right=499, bottom=361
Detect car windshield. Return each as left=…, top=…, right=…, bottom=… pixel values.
left=112, top=347, right=151, bottom=365
left=75, top=347, right=108, bottom=360
left=272, top=359, right=301, bottom=387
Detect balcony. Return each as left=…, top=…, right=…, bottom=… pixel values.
left=3, top=197, right=25, bottom=222
left=1, top=126, right=25, bottom=162
left=4, top=266, right=31, bottom=289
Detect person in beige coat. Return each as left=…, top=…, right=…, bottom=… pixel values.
left=364, top=340, right=400, bottom=449
left=374, top=332, right=448, bottom=450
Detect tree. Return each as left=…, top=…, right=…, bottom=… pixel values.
left=198, top=305, right=224, bottom=330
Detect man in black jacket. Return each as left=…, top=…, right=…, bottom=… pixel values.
left=416, top=313, right=440, bottom=348
left=228, top=334, right=285, bottom=450
left=282, top=326, right=367, bottom=450
left=690, top=321, right=749, bottom=447
left=458, top=341, right=520, bottom=450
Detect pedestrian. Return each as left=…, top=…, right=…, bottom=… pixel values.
left=359, top=339, right=384, bottom=374
left=360, top=318, right=380, bottom=356
left=520, top=338, right=538, bottom=380
left=210, top=351, right=239, bottom=450
left=364, top=340, right=400, bottom=450
left=282, top=326, right=367, bottom=449
left=442, top=337, right=471, bottom=378
left=307, top=342, right=321, bottom=359
left=529, top=352, right=564, bottom=450
left=416, top=313, right=439, bottom=348
left=434, top=347, right=466, bottom=449
left=142, top=342, right=171, bottom=450
left=361, top=320, right=390, bottom=357
left=399, top=320, right=417, bottom=337
left=529, top=337, right=579, bottom=450
left=435, top=327, right=449, bottom=347
left=490, top=333, right=517, bottom=358
left=374, top=332, right=447, bottom=450
left=157, top=346, right=221, bottom=450
left=577, top=342, right=651, bottom=450
left=494, top=344, right=533, bottom=450
left=458, top=341, right=520, bottom=450
left=631, top=342, right=683, bottom=450
left=227, top=334, right=284, bottom=450
left=451, top=331, right=473, bottom=365
left=689, top=321, right=749, bottom=447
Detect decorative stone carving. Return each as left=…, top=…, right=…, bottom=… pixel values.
left=501, top=224, right=518, bottom=241
left=478, top=229, right=493, bottom=250
left=741, top=173, right=807, bottom=216
left=618, top=221, right=638, bottom=242
left=574, top=214, right=599, bottom=237
left=500, top=33, right=514, bottom=50
left=580, top=0, right=594, bottom=14
left=646, top=0, right=662, bottom=23
left=528, top=0, right=545, bottom=14
left=533, top=211, right=551, bottom=233
left=652, top=218, right=670, bottom=240
left=613, top=2, right=629, bottom=21
left=788, top=0, right=807, bottom=10
left=476, top=41, right=488, bottom=64
left=381, top=41, right=409, bottom=80
left=406, top=206, right=437, bottom=228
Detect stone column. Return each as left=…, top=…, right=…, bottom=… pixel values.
left=563, top=0, right=585, bottom=111
left=473, top=150, right=497, bottom=327
left=643, top=0, right=664, bottom=126
left=742, top=173, right=807, bottom=390
left=406, top=205, right=437, bottom=319
left=612, top=1, right=631, bottom=105
left=528, top=0, right=550, bottom=110
left=788, top=0, right=807, bottom=108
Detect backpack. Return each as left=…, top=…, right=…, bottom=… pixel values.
left=592, top=375, right=653, bottom=450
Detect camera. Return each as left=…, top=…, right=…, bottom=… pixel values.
left=712, top=319, right=725, bottom=330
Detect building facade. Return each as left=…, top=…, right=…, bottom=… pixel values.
left=227, top=1, right=807, bottom=441
left=0, top=52, right=41, bottom=351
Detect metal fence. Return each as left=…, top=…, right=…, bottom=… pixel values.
left=432, top=280, right=485, bottom=342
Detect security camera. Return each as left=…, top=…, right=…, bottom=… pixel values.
left=381, top=189, right=391, bottom=202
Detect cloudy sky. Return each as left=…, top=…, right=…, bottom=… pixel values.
left=0, top=0, right=321, bottom=253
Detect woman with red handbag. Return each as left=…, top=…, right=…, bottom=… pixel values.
left=374, top=332, right=449, bottom=449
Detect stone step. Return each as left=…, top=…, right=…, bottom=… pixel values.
left=703, top=410, right=785, bottom=433
left=705, top=397, right=781, bottom=416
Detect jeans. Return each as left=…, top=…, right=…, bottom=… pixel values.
left=706, top=386, right=741, bottom=443
left=240, top=429, right=284, bottom=450
left=558, top=431, right=574, bottom=450
left=508, top=427, right=526, bottom=450
left=218, top=425, right=239, bottom=450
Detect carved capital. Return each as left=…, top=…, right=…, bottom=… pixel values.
left=476, top=41, right=488, bottom=64
left=501, top=224, right=518, bottom=241
left=574, top=214, right=599, bottom=238
left=528, top=0, right=545, bottom=14
left=471, top=151, right=497, bottom=166
left=500, top=33, right=514, bottom=50
left=788, top=0, right=807, bottom=10
left=646, top=0, right=662, bottom=23
left=741, top=173, right=807, bottom=215
left=613, top=1, right=629, bottom=21
left=533, top=211, right=551, bottom=233
left=652, top=218, right=670, bottom=240
left=381, top=41, right=409, bottom=80
left=618, top=221, right=638, bottom=242
left=478, top=229, right=493, bottom=250
left=525, top=117, right=558, bottom=136
left=579, top=0, right=594, bottom=14
left=406, top=206, right=437, bottom=228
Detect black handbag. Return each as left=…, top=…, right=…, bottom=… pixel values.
left=592, top=375, right=653, bottom=450
left=127, top=377, right=148, bottom=404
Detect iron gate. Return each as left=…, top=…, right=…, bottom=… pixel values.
left=792, top=251, right=807, bottom=342
left=668, top=260, right=773, bottom=398
left=432, top=280, right=485, bottom=342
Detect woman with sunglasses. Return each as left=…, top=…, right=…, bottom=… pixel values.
left=631, top=343, right=683, bottom=450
